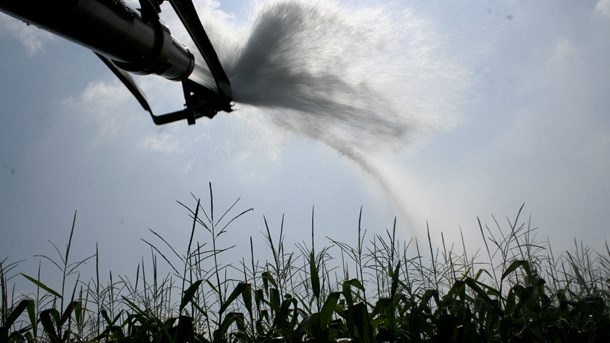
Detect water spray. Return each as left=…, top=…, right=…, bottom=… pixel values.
left=1, top=0, right=468, bottom=232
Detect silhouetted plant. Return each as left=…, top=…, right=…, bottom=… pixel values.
left=1, top=193, right=609, bottom=342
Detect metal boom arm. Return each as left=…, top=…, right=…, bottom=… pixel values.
left=0, top=0, right=233, bottom=125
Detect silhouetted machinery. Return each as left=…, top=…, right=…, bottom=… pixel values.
left=0, top=0, right=233, bottom=125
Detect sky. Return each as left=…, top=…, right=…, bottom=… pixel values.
left=1, top=0, right=609, bottom=282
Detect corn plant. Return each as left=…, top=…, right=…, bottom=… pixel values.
left=1, top=194, right=609, bottom=342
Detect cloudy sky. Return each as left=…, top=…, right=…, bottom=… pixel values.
left=1, top=0, right=609, bottom=280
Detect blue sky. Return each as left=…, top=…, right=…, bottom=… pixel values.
left=1, top=0, right=609, bottom=280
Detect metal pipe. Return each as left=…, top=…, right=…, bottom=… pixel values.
left=0, top=0, right=196, bottom=81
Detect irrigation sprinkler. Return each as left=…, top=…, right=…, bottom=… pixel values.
left=0, top=0, right=233, bottom=125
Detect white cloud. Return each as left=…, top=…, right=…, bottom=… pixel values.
left=137, top=132, right=185, bottom=154
left=156, top=0, right=240, bottom=54
left=360, top=1, right=610, bottom=251
left=0, top=13, right=53, bottom=56
left=61, top=80, right=136, bottom=140
left=461, top=7, right=610, bottom=247
left=596, top=0, right=610, bottom=19
left=551, top=38, right=575, bottom=62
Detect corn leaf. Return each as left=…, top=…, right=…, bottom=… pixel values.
left=180, top=279, right=203, bottom=312
left=20, top=273, right=61, bottom=299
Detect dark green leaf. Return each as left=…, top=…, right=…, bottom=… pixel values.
left=26, top=298, right=37, bottom=338
left=464, top=277, right=501, bottom=315
left=213, top=312, right=243, bottom=342
left=40, top=309, right=60, bottom=343
left=352, top=302, right=374, bottom=343
left=390, top=261, right=401, bottom=299
left=219, top=282, right=248, bottom=315
left=320, top=292, right=341, bottom=327
left=501, top=260, right=529, bottom=281
left=6, top=299, right=33, bottom=328
left=272, top=297, right=296, bottom=331
left=60, top=301, right=79, bottom=326
left=261, top=271, right=276, bottom=292
left=241, top=283, right=253, bottom=317
left=270, top=288, right=280, bottom=314
left=309, top=251, right=321, bottom=300
left=180, top=279, right=203, bottom=312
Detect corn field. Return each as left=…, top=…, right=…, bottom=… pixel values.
left=2, top=187, right=609, bottom=342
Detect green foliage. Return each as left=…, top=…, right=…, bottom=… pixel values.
left=1, top=194, right=609, bottom=342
